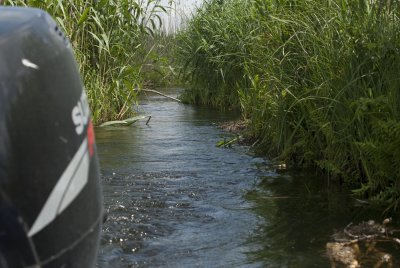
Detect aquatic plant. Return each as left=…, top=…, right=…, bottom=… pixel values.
left=177, top=0, right=400, bottom=211
left=5, top=0, right=169, bottom=123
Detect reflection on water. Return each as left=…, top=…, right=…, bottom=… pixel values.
left=246, top=168, right=400, bottom=267
left=96, top=88, right=399, bottom=267
left=246, top=170, right=355, bottom=267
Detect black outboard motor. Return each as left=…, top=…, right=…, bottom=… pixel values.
left=0, top=7, right=103, bottom=267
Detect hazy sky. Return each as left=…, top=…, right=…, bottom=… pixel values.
left=160, top=0, right=203, bottom=13
left=158, top=0, right=205, bottom=33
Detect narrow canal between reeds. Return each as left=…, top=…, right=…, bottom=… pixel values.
left=95, top=88, right=399, bottom=267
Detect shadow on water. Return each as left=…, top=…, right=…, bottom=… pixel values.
left=96, top=88, right=400, bottom=267
left=245, top=167, right=400, bottom=267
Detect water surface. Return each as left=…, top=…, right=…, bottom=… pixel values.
left=96, top=88, right=399, bottom=267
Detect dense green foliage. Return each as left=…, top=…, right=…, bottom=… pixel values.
left=5, top=0, right=168, bottom=123
left=177, top=0, right=400, bottom=211
left=140, top=33, right=181, bottom=87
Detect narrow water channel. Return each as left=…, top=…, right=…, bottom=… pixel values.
left=95, top=88, right=399, bottom=267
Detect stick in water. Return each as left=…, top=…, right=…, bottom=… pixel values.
left=146, top=116, right=152, bottom=125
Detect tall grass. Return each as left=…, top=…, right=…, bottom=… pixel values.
left=177, top=0, right=255, bottom=107
left=139, top=33, right=181, bottom=87
left=5, top=0, right=168, bottom=123
left=177, top=0, right=400, bottom=212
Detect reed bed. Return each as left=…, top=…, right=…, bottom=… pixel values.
left=177, top=0, right=400, bottom=212
left=5, top=0, right=168, bottom=123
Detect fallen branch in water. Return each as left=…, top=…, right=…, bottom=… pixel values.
left=99, top=115, right=151, bottom=127
left=134, top=88, right=182, bottom=103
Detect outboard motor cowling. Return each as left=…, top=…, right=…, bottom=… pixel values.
left=0, top=7, right=103, bottom=267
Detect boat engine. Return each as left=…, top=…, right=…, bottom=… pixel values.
left=0, top=7, right=103, bottom=267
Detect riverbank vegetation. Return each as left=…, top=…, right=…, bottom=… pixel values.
left=177, top=0, right=400, bottom=212
left=5, top=0, right=174, bottom=124
left=5, top=0, right=400, bottom=212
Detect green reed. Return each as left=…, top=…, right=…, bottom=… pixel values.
left=5, top=0, right=168, bottom=123
left=177, top=0, right=400, bottom=212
